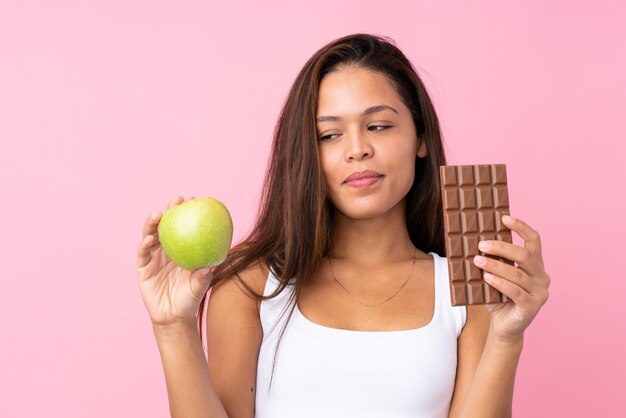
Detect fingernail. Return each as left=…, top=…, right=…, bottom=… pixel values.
left=478, top=241, right=491, bottom=251
left=474, top=255, right=487, bottom=266
left=503, top=215, right=515, bottom=224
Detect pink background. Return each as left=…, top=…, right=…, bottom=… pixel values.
left=1, top=1, right=624, bottom=416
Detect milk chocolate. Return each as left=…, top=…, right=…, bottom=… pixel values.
left=439, top=164, right=514, bottom=306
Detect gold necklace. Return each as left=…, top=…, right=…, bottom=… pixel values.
left=327, top=251, right=417, bottom=308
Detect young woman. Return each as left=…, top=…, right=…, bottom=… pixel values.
left=136, top=33, right=550, bottom=418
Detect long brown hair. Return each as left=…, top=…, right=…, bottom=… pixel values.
left=197, top=33, right=448, bottom=389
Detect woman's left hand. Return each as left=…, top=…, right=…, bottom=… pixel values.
left=473, top=215, right=551, bottom=343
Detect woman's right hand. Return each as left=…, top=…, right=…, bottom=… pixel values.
left=136, top=195, right=214, bottom=327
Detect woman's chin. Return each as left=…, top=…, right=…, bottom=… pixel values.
left=334, top=206, right=391, bottom=221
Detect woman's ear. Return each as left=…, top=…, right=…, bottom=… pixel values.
left=416, top=138, right=427, bottom=158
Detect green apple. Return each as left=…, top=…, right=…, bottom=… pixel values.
left=157, top=196, right=233, bottom=270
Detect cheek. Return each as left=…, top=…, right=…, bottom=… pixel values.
left=318, top=157, right=337, bottom=202
left=394, top=149, right=417, bottom=196
left=319, top=149, right=338, bottom=182
left=394, top=154, right=417, bottom=194
left=318, top=154, right=346, bottom=203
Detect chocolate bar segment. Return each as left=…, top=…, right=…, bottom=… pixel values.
left=439, top=164, right=514, bottom=306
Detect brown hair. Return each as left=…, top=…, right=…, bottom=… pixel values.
left=197, top=32, right=448, bottom=390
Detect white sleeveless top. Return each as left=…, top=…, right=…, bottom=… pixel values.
left=254, top=252, right=467, bottom=418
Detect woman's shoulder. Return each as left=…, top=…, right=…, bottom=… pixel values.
left=210, top=258, right=271, bottom=317
left=240, top=258, right=271, bottom=286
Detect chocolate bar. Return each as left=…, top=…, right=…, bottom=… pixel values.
left=439, top=164, right=514, bottom=306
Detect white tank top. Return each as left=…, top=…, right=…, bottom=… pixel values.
left=255, top=252, right=467, bottom=418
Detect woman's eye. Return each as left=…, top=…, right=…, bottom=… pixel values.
left=319, top=126, right=392, bottom=141
left=369, top=125, right=391, bottom=132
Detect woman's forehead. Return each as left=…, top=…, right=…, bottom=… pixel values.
left=317, top=69, right=403, bottom=120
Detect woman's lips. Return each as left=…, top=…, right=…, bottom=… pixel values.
left=344, top=175, right=383, bottom=188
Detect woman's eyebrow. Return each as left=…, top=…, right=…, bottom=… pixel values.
left=316, top=105, right=398, bottom=123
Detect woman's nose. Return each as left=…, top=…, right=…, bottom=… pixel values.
left=345, top=129, right=374, bottom=161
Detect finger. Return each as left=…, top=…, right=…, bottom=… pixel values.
left=474, top=255, right=538, bottom=296
left=141, top=212, right=162, bottom=239
left=478, top=239, right=543, bottom=277
left=137, top=234, right=158, bottom=269
left=141, top=196, right=183, bottom=239
left=190, top=267, right=213, bottom=300
left=167, top=195, right=184, bottom=210
left=501, top=215, right=542, bottom=254
left=483, top=272, right=531, bottom=307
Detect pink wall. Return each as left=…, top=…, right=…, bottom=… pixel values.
left=1, top=1, right=624, bottom=416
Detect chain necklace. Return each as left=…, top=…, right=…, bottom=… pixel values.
left=326, top=250, right=417, bottom=308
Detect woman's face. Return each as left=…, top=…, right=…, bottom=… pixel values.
left=316, top=66, right=427, bottom=220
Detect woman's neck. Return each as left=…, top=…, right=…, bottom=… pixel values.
left=329, top=206, right=423, bottom=269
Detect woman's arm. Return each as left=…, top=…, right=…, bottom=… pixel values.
left=154, top=266, right=265, bottom=418
left=449, top=304, right=523, bottom=418
left=137, top=197, right=264, bottom=418
left=153, top=322, right=229, bottom=418
left=452, top=215, right=550, bottom=417
left=136, top=197, right=230, bottom=418
left=454, top=325, right=523, bottom=418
